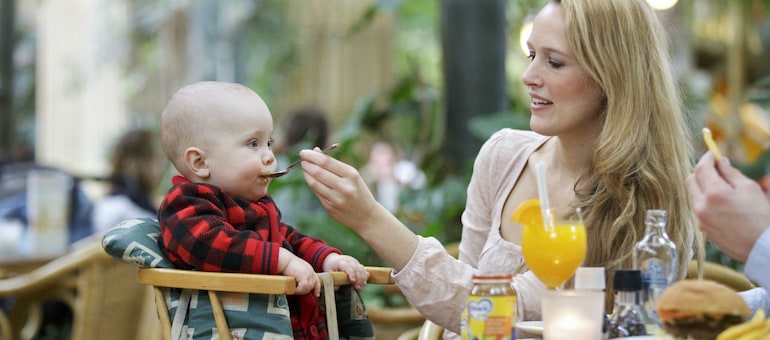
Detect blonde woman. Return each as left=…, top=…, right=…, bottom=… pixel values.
left=300, top=0, right=698, bottom=337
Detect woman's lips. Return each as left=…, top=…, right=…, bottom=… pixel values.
left=530, top=95, right=553, bottom=111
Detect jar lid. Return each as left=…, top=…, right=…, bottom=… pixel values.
left=612, top=269, right=642, bottom=291
left=575, top=267, right=606, bottom=290
left=472, top=274, right=513, bottom=281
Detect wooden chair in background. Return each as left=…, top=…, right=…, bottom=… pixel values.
left=0, top=237, right=159, bottom=340
left=685, top=259, right=756, bottom=291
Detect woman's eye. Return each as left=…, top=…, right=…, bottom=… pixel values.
left=548, top=58, right=564, bottom=68
left=527, top=52, right=535, bottom=62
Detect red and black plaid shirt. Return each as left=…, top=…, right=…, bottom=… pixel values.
left=159, top=176, right=341, bottom=339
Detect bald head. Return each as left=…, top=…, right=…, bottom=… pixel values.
left=160, top=81, right=270, bottom=175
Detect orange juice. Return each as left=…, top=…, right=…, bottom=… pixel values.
left=522, top=222, right=587, bottom=289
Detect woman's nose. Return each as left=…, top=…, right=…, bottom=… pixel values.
left=521, top=63, right=541, bottom=88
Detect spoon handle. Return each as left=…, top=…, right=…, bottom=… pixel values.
left=282, top=143, right=340, bottom=171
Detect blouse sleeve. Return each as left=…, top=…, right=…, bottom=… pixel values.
left=393, top=236, right=474, bottom=334
left=745, top=228, right=770, bottom=290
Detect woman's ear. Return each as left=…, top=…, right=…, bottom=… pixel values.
left=184, top=147, right=210, bottom=178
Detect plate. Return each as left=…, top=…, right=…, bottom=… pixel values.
left=515, top=321, right=543, bottom=335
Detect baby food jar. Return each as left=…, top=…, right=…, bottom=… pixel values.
left=463, top=274, right=517, bottom=340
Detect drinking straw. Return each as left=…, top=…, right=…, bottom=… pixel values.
left=535, top=161, right=552, bottom=227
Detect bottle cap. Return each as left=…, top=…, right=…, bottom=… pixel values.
left=612, top=269, right=642, bottom=291
left=575, top=267, right=606, bottom=291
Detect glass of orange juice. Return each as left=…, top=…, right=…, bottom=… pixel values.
left=521, top=206, right=587, bottom=290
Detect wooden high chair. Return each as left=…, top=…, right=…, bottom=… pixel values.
left=101, top=217, right=396, bottom=340
left=138, top=267, right=394, bottom=340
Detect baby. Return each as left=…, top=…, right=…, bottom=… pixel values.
left=158, top=81, right=371, bottom=339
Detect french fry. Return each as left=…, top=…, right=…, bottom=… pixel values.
left=762, top=319, right=770, bottom=338
left=717, top=309, right=765, bottom=340
left=702, top=127, right=722, bottom=161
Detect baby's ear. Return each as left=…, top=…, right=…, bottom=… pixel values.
left=184, top=147, right=210, bottom=178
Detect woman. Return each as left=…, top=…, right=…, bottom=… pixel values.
left=300, top=0, right=697, bottom=336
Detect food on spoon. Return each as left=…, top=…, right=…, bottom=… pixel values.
left=656, top=279, right=750, bottom=340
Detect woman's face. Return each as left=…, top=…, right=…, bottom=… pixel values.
left=521, top=2, right=604, bottom=137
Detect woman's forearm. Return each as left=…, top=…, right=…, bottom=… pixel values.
left=354, top=203, right=419, bottom=271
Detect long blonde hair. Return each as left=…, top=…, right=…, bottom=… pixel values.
left=555, top=0, right=701, bottom=303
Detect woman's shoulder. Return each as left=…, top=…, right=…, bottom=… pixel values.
left=487, top=129, right=546, bottom=145
left=477, top=129, right=547, bottom=163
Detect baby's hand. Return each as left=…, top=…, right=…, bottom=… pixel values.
left=283, top=256, right=320, bottom=296
left=322, top=254, right=368, bottom=290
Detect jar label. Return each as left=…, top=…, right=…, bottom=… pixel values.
left=466, top=295, right=516, bottom=340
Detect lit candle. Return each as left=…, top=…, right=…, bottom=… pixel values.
left=542, top=290, right=604, bottom=340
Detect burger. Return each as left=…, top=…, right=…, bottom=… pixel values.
left=656, top=279, right=751, bottom=340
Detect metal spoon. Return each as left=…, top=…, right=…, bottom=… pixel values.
left=262, top=143, right=340, bottom=178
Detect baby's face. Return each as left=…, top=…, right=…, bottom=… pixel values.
left=200, top=92, right=276, bottom=201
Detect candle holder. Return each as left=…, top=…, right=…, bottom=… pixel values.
left=542, top=289, right=605, bottom=340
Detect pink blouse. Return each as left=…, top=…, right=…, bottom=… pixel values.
left=392, top=129, right=549, bottom=338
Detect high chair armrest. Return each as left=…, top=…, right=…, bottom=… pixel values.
left=136, top=266, right=395, bottom=295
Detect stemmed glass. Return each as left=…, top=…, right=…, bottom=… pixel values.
left=521, top=206, right=587, bottom=290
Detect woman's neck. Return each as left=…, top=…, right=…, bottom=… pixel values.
left=539, top=136, right=594, bottom=205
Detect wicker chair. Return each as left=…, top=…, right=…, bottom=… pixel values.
left=0, top=236, right=160, bottom=340
left=685, top=259, right=756, bottom=291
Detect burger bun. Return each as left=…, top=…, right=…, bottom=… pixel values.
left=655, top=279, right=750, bottom=340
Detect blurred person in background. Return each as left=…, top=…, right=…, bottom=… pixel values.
left=275, top=106, right=329, bottom=154
left=361, top=140, right=426, bottom=213
left=92, top=128, right=165, bottom=233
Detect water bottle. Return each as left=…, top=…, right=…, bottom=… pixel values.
left=632, top=209, right=678, bottom=324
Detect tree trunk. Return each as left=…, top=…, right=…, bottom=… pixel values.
left=0, top=0, right=15, bottom=161
left=440, top=0, right=508, bottom=172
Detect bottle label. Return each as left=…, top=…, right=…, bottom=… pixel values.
left=641, top=258, right=671, bottom=324
left=642, top=259, right=669, bottom=286
left=466, top=296, right=517, bottom=340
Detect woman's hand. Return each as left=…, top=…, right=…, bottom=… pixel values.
left=299, top=147, right=420, bottom=271
left=299, top=148, right=382, bottom=232
left=686, top=152, right=770, bottom=263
